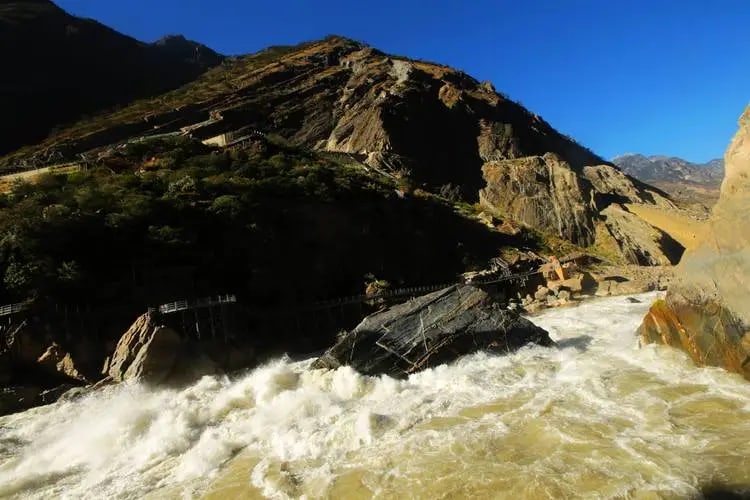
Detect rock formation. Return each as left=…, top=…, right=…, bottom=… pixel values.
left=479, top=155, right=682, bottom=256
left=36, top=343, right=88, bottom=383
left=582, top=164, right=674, bottom=209
left=638, top=106, right=750, bottom=379
left=479, top=153, right=597, bottom=246
left=312, top=285, right=553, bottom=377
left=600, top=204, right=683, bottom=266
left=107, top=313, right=182, bottom=383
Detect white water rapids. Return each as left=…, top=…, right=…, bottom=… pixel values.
left=2, top=292, right=750, bottom=499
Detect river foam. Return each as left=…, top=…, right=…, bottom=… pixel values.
left=2, top=292, right=750, bottom=499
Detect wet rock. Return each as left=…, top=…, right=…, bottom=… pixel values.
left=0, top=386, right=41, bottom=416
left=312, top=285, right=553, bottom=377
left=39, top=384, right=77, bottom=405
left=559, top=273, right=586, bottom=293
left=107, top=312, right=182, bottom=384
left=638, top=106, right=750, bottom=380
left=57, top=386, right=89, bottom=402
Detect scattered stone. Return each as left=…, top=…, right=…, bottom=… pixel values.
left=534, top=286, right=550, bottom=301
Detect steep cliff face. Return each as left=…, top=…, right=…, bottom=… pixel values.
left=479, top=154, right=597, bottom=245
left=638, top=106, right=750, bottom=379
left=479, top=156, right=680, bottom=256
left=600, top=204, right=683, bottom=266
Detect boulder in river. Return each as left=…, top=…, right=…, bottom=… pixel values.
left=107, top=312, right=224, bottom=385
left=107, top=312, right=182, bottom=384
left=638, top=106, right=750, bottom=380
left=312, top=285, right=553, bottom=377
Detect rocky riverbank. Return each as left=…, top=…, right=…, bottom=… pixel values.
left=0, top=259, right=675, bottom=415
left=638, top=106, right=750, bottom=380
left=511, top=264, right=672, bottom=315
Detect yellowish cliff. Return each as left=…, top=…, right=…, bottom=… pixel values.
left=638, top=106, right=750, bottom=379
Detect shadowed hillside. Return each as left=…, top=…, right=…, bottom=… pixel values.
left=0, top=0, right=223, bottom=154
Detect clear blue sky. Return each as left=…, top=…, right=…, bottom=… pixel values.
left=56, top=0, right=749, bottom=163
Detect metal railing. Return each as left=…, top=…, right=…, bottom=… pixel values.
left=0, top=301, right=31, bottom=317
left=158, top=294, right=237, bottom=315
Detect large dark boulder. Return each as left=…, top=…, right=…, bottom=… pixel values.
left=312, top=285, right=553, bottom=377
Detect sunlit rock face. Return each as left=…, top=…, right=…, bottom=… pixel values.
left=479, top=153, right=597, bottom=246
left=638, top=106, right=750, bottom=379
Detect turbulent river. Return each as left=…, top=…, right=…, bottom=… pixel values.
left=2, top=292, right=750, bottom=499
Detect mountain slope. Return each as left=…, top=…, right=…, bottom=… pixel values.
left=1, top=34, right=681, bottom=259
left=2, top=36, right=602, bottom=189
left=0, top=0, right=223, bottom=154
left=612, top=154, right=724, bottom=185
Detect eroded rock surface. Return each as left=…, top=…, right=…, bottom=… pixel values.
left=638, top=106, right=750, bottom=379
left=312, top=285, right=553, bottom=377
left=479, top=155, right=682, bottom=252
left=601, top=204, right=684, bottom=266
left=107, top=313, right=182, bottom=384
left=582, top=164, right=674, bottom=209
left=480, top=153, right=597, bottom=245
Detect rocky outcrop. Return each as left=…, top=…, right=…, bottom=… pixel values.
left=312, top=285, right=553, bottom=377
left=582, top=164, right=674, bottom=209
left=36, top=343, right=88, bottom=383
left=107, top=312, right=255, bottom=385
left=638, top=106, right=750, bottom=380
left=107, top=313, right=182, bottom=383
left=479, top=153, right=597, bottom=245
left=478, top=155, right=681, bottom=251
left=600, top=204, right=684, bottom=265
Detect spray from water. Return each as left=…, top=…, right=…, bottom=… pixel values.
left=1, top=292, right=750, bottom=499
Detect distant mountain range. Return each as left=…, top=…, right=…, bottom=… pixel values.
left=612, top=154, right=724, bottom=185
